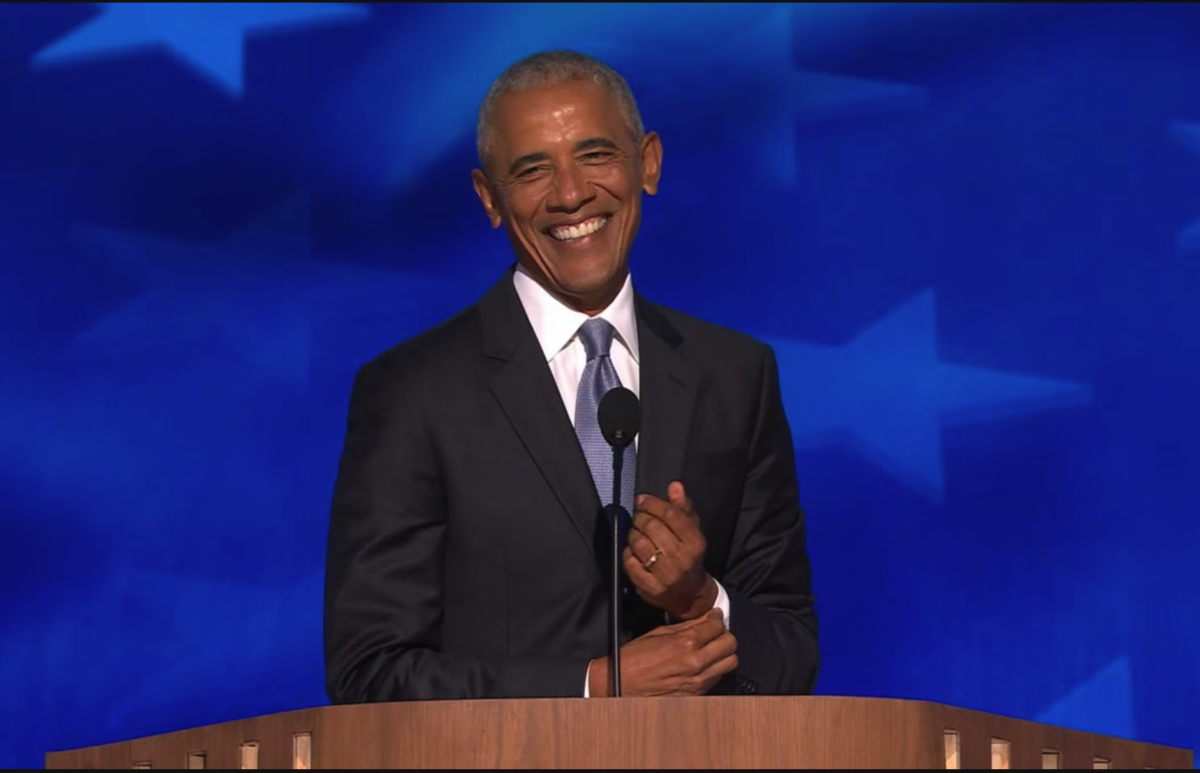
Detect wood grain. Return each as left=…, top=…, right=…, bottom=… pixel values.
left=45, top=697, right=1194, bottom=770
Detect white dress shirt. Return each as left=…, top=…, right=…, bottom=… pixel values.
left=511, top=266, right=731, bottom=697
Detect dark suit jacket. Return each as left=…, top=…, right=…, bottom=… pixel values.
left=323, top=269, right=819, bottom=702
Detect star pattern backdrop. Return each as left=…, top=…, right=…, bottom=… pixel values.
left=1, top=2, right=1199, bottom=767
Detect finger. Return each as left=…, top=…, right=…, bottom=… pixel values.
left=679, top=643, right=739, bottom=697
left=691, top=633, right=738, bottom=680
left=679, top=622, right=733, bottom=678
left=624, top=541, right=663, bottom=579
left=661, top=610, right=718, bottom=632
left=632, top=510, right=683, bottom=553
left=696, top=653, right=740, bottom=693
left=627, top=528, right=659, bottom=564
left=657, top=607, right=724, bottom=635
left=699, top=630, right=738, bottom=665
left=636, top=494, right=695, bottom=545
left=624, top=549, right=666, bottom=595
left=630, top=518, right=690, bottom=591
left=668, top=481, right=698, bottom=522
left=624, top=549, right=660, bottom=587
left=685, top=614, right=727, bottom=649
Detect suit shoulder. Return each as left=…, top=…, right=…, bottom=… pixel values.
left=355, top=301, right=483, bottom=389
left=647, top=302, right=770, bottom=363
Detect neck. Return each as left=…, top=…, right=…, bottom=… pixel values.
left=522, top=265, right=627, bottom=317
left=573, top=287, right=622, bottom=317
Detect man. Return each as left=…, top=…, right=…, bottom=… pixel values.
left=324, top=50, right=818, bottom=701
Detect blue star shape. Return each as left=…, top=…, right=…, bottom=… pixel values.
left=763, top=290, right=1093, bottom=503
left=708, top=7, right=927, bottom=185
left=324, top=2, right=759, bottom=193
left=69, top=197, right=314, bottom=386
left=1170, top=121, right=1200, bottom=250
left=1036, top=657, right=1135, bottom=740
left=101, top=568, right=325, bottom=730
left=31, top=2, right=369, bottom=97
left=329, top=4, right=927, bottom=193
left=0, top=566, right=323, bottom=743
left=68, top=195, right=463, bottom=387
left=600, top=7, right=928, bottom=187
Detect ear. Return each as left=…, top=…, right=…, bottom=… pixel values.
left=471, top=168, right=504, bottom=229
left=639, top=131, right=663, bottom=196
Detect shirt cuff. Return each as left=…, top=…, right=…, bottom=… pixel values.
left=584, top=660, right=591, bottom=698
left=665, top=580, right=733, bottom=629
left=714, top=579, right=732, bottom=630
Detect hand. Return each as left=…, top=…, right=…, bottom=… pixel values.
left=588, top=609, right=738, bottom=697
left=623, top=481, right=718, bottom=621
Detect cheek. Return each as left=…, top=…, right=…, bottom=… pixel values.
left=589, top=165, right=635, bottom=192
left=498, top=186, right=542, bottom=222
left=517, top=195, right=549, bottom=228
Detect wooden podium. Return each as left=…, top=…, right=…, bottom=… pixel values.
left=45, top=697, right=1192, bottom=770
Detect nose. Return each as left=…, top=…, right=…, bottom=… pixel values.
left=546, top=163, right=595, bottom=213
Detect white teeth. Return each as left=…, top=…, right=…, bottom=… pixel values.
left=551, top=216, right=608, bottom=241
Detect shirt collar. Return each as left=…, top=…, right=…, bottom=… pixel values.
left=512, top=264, right=640, bottom=364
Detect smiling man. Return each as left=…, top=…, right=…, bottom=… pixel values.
left=324, top=50, right=819, bottom=701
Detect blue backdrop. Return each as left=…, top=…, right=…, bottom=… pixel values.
left=1, top=2, right=1198, bottom=767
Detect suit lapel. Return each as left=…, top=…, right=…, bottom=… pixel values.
left=477, top=273, right=700, bottom=589
left=634, top=296, right=697, bottom=501
left=481, top=271, right=604, bottom=562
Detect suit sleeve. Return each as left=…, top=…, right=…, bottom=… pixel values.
left=720, top=343, right=820, bottom=696
left=323, top=361, right=591, bottom=703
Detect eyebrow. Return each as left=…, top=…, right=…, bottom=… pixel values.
left=574, top=137, right=620, bottom=153
left=506, top=137, right=621, bottom=176
left=508, top=151, right=549, bottom=177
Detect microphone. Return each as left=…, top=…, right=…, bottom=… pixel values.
left=597, top=387, right=641, bottom=699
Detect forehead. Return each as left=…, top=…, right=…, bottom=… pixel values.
left=489, top=80, right=630, bottom=158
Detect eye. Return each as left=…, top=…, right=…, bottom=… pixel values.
left=518, top=165, right=547, bottom=178
left=582, top=151, right=612, bottom=162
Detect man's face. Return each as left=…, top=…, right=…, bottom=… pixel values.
left=472, top=80, right=662, bottom=312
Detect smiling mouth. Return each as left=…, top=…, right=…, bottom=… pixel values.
left=548, top=215, right=610, bottom=242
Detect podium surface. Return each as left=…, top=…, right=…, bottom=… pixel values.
left=45, top=696, right=1193, bottom=770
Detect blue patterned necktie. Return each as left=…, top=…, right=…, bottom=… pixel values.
left=574, top=318, right=637, bottom=523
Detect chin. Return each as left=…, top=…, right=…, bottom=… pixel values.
left=555, top=264, right=624, bottom=296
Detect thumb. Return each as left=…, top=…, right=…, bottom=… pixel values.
left=669, top=608, right=724, bottom=632
left=669, top=481, right=696, bottom=518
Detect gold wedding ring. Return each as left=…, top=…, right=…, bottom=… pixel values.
left=643, top=551, right=662, bottom=571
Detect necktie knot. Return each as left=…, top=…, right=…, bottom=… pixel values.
left=577, top=317, right=616, bottom=362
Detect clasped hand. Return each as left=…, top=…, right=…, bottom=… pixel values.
left=588, top=482, right=733, bottom=698
left=588, top=609, right=737, bottom=698
left=623, top=481, right=718, bottom=621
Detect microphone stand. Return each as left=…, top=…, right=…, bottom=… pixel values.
left=611, top=432, right=625, bottom=698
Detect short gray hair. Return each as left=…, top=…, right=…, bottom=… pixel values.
left=476, top=50, right=645, bottom=172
